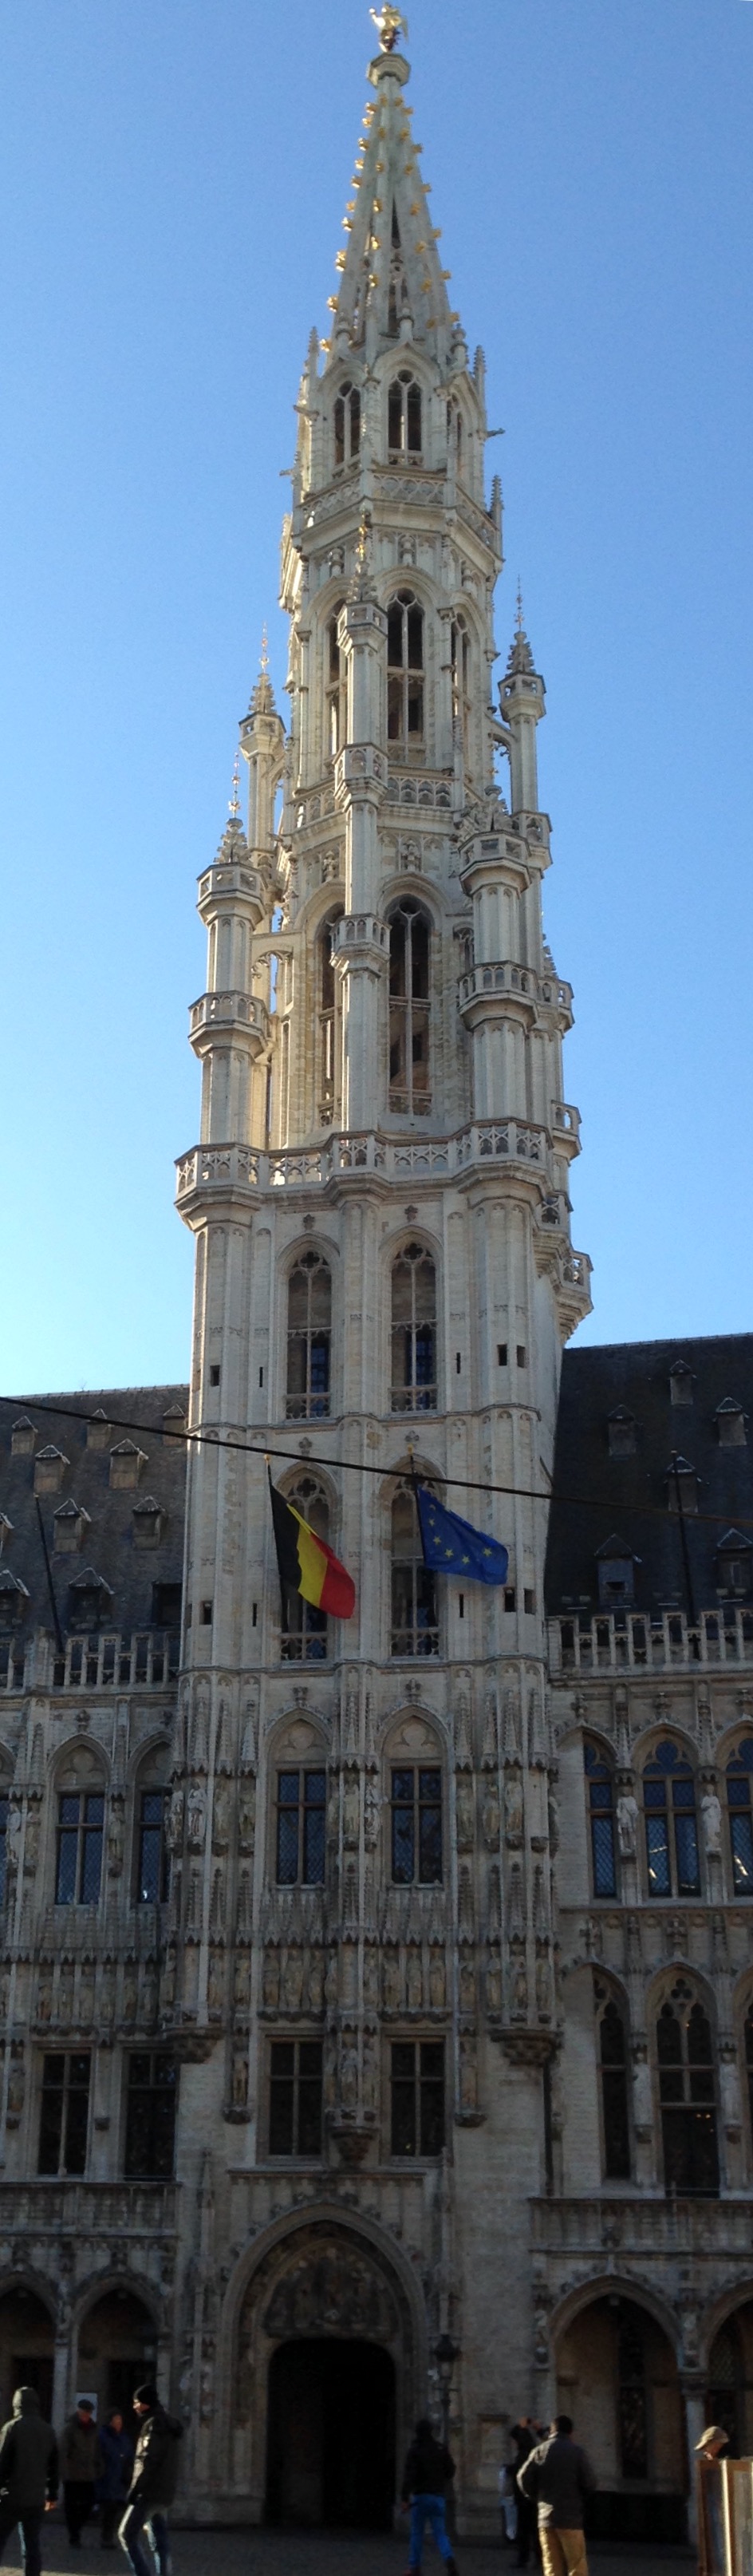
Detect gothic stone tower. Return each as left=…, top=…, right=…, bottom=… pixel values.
left=173, top=3, right=591, bottom=2527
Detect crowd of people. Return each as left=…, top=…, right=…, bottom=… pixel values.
left=400, top=2412, right=595, bottom=2576
left=0, top=2384, right=182, bottom=2576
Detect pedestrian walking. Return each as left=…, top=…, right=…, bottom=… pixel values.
left=516, top=2413, right=595, bottom=2576
left=118, top=2384, right=183, bottom=2576
left=499, top=2459, right=518, bottom=2546
left=400, top=2417, right=459, bottom=2576
left=59, top=2398, right=99, bottom=2546
left=97, top=2414, right=133, bottom=2550
left=0, top=2386, right=58, bottom=2576
left=509, top=2419, right=539, bottom=2569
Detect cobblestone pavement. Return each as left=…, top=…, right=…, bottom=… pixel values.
left=0, top=2528, right=696, bottom=2576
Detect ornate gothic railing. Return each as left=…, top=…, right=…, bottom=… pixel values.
left=549, top=1607, right=753, bottom=1676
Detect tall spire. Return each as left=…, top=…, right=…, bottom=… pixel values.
left=322, top=4, right=460, bottom=365
left=248, top=625, right=275, bottom=717
left=505, top=586, right=535, bottom=678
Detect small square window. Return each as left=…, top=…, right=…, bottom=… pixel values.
left=200, top=1600, right=213, bottom=1626
left=497, top=1344, right=507, bottom=1366
left=516, top=1345, right=526, bottom=1368
left=209, top=1365, right=220, bottom=1388
left=504, top=1587, right=516, bottom=1614
left=523, top=1589, right=534, bottom=1615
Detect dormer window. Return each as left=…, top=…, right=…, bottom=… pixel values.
left=109, top=1440, right=147, bottom=1491
left=34, top=1447, right=69, bottom=1496
left=53, top=1500, right=90, bottom=1557
left=667, top=1456, right=699, bottom=1515
left=607, top=1408, right=636, bottom=1460
left=68, top=1568, right=113, bottom=1631
left=10, top=1416, right=37, bottom=1457
left=162, top=1405, right=187, bottom=1447
left=596, top=1535, right=638, bottom=1609
left=85, top=1409, right=112, bottom=1451
left=669, top=1361, right=693, bottom=1408
left=716, top=1399, right=747, bottom=1448
left=0, top=1517, right=13, bottom=1556
left=333, top=381, right=361, bottom=469
left=388, top=372, right=422, bottom=457
left=132, top=1497, right=165, bottom=1551
left=716, top=1530, right=753, bottom=1600
left=0, top=1570, right=29, bottom=1629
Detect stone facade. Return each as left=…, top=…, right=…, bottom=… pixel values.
left=1, top=4, right=752, bottom=2546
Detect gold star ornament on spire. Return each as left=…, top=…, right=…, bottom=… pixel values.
left=370, top=3, right=408, bottom=53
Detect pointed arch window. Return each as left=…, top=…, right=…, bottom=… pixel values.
left=391, top=1480, right=439, bottom=1658
left=325, top=602, right=347, bottom=760
left=333, top=381, right=361, bottom=471
left=451, top=614, right=471, bottom=765
left=727, top=1740, right=753, bottom=1895
left=387, top=591, right=424, bottom=749
left=279, top=1475, right=331, bottom=1664
left=656, top=1982, right=719, bottom=2195
left=286, top=1253, right=332, bottom=1420
left=317, top=907, right=342, bottom=1126
left=584, top=1743, right=617, bottom=1898
left=595, top=1982, right=631, bottom=2179
left=388, top=371, right=422, bottom=457
left=388, top=898, right=430, bottom=1114
left=391, top=1243, right=436, bottom=1413
left=643, top=1740, right=700, bottom=1897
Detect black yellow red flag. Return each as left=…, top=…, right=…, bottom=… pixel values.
left=268, top=1471, right=356, bottom=1622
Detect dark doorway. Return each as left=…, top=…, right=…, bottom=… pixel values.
left=266, top=2338, right=396, bottom=2528
left=10, top=2357, right=53, bottom=2420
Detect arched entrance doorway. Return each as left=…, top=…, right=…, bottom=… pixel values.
left=706, top=2304, right=753, bottom=2455
left=77, top=2289, right=156, bottom=2428
left=0, top=2290, right=54, bottom=2423
left=556, top=2292, right=685, bottom=2543
left=266, top=2339, right=395, bottom=2527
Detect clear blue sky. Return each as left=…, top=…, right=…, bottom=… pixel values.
left=2, top=0, right=751, bottom=1395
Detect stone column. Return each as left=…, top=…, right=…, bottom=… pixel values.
left=680, top=2379, right=706, bottom=2547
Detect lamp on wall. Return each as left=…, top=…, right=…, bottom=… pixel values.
left=435, top=2331, right=459, bottom=2449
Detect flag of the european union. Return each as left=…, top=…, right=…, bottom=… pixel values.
left=416, top=1486, right=509, bottom=1586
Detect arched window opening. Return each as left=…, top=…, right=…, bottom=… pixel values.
left=279, top=1476, right=331, bottom=1665
left=388, top=899, right=431, bottom=1115
left=333, top=381, right=361, bottom=470
left=391, top=1243, right=436, bottom=1413
left=451, top=614, right=471, bottom=765
left=656, top=1981, right=719, bottom=2196
left=275, top=1744, right=326, bottom=1881
left=643, top=1740, right=700, bottom=1898
left=325, top=602, right=347, bottom=760
left=727, top=1740, right=753, bottom=1894
left=595, top=1982, right=631, bottom=2179
left=584, top=1742, right=617, bottom=1897
left=391, top=1480, right=439, bottom=1658
left=388, top=372, right=422, bottom=457
left=706, top=2321, right=743, bottom=2455
left=286, top=1253, right=332, bottom=1421
left=317, top=907, right=342, bottom=1127
left=391, top=1760, right=443, bottom=1884
left=387, top=591, right=424, bottom=749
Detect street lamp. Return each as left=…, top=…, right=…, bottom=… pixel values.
left=435, top=2332, right=459, bottom=2451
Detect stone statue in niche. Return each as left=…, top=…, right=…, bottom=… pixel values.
left=486, top=1954, right=502, bottom=2017
left=159, top=1955, right=175, bottom=2012
left=362, top=1946, right=379, bottom=2009
left=342, top=1775, right=360, bottom=1847
left=382, top=1950, right=401, bottom=2011
left=307, top=1951, right=325, bottom=2012
left=37, top=1970, right=53, bottom=2025
left=504, top=1774, right=523, bottom=1843
left=282, top=1951, right=304, bottom=2013
left=165, top=1789, right=184, bottom=1852
left=231, top=2049, right=248, bottom=2110
left=262, top=2246, right=393, bottom=2342
left=106, top=1802, right=124, bottom=1875
left=326, top=1778, right=341, bottom=1843
left=211, top=1783, right=232, bottom=1851
left=631, top=2042, right=652, bottom=2134
left=535, top=1956, right=551, bottom=2019
left=482, top=1787, right=500, bottom=1851
left=511, top=1960, right=528, bottom=2018
left=362, top=2032, right=378, bottom=2116
left=234, top=1954, right=250, bottom=2008
left=406, top=1951, right=423, bottom=2010
left=237, top=1784, right=256, bottom=1851
left=187, top=1784, right=207, bottom=1851
left=617, top=1792, right=638, bottom=1860
left=428, top=1950, right=446, bottom=2009
left=262, top=1952, right=280, bottom=2011
left=6, top=1804, right=22, bottom=1878
left=58, top=1964, right=74, bottom=2023
left=207, top=1952, right=225, bottom=2014
left=364, top=1780, right=380, bottom=1847
left=23, top=1811, right=41, bottom=1874
left=459, top=2033, right=478, bottom=2113
left=459, top=1960, right=475, bottom=2017
left=6, top=2053, right=25, bottom=2122
left=455, top=1777, right=475, bottom=1848
left=340, top=2040, right=359, bottom=2119
left=701, top=1788, right=723, bottom=1859
left=324, top=1951, right=338, bottom=2007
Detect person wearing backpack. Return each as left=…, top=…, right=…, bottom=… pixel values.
left=400, top=2417, right=459, bottom=2576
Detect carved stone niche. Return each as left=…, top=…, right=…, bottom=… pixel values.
left=258, top=2233, right=400, bottom=2347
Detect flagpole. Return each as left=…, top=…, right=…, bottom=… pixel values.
left=408, top=1439, right=427, bottom=1567
left=266, top=1456, right=289, bottom=1635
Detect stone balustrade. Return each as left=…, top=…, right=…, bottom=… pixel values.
left=0, top=2178, right=177, bottom=2234
left=530, top=2191, right=753, bottom=2258
left=175, top=1114, right=562, bottom=1207
left=549, top=1606, right=753, bottom=1676
left=457, top=959, right=574, bottom=1021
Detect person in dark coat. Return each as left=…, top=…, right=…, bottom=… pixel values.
left=59, top=2400, right=99, bottom=2546
left=97, top=2415, right=133, bottom=2550
left=118, top=2385, right=183, bottom=2576
left=517, top=2415, right=595, bottom=2576
left=509, top=2420, right=539, bottom=2569
left=400, top=2418, right=459, bottom=2576
left=0, top=2386, right=58, bottom=2576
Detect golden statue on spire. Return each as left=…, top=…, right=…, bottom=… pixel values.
left=370, top=3, right=408, bottom=53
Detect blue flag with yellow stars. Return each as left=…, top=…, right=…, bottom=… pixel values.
left=416, top=1485, right=509, bottom=1586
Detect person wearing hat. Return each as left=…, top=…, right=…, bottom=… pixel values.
left=696, top=2427, right=730, bottom=2461
left=58, top=2399, right=99, bottom=2546
left=118, top=2385, right=183, bottom=2576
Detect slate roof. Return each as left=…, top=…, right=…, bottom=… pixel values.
left=0, top=1387, right=189, bottom=1639
left=545, top=1333, right=753, bottom=1615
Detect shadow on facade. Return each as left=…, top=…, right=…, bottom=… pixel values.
left=266, top=2337, right=395, bottom=2528
left=77, top=2289, right=156, bottom=2428
left=557, top=2292, right=686, bottom=2544
left=0, top=2288, right=54, bottom=2423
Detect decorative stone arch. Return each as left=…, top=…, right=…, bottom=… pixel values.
left=631, top=1719, right=699, bottom=1772
left=644, top=1959, right=719, bottom=2028
left=53, top=1733, right=110, bottom=1792
left=549, top=2272, right=688, bottom=2532
left=127, top=1729, right=171, bottom=1788
left=71, top=2266, right=164, bottom=2345
left=549, top=2267, right=682, bottom=2360
left=699, top=2276, right=753, bottom=2374
left=219, top=2203, right=428, bottom=2505
left=0, top=2273, right=57, bottom=2420
left=73, top=2270, right=164, bottom=2420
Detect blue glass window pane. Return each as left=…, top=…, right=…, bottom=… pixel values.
left=675, top=1814, right=700, bottom=1894
left=81, top=1827, right=103, bottom=1904
left=303, top=1806, right=325, bottom=1887
left=392, top=1808, right=415, bottom=1884
left=56, top=1835, right=77, bottom=1904
left=672, top=1777, right=696, bottom=1810
left=278, top=1773, right=299, bottom=1804
left=415, top=1327, right=435, bottom=1385
left=645, top=1781, right=667, bottom=1810
left=277, top=1806, right=299, bottom=1885
left=590, top=1782, right=612, bottom=1810
left=591, top=1814, right=617, bottom=1898
left=140, top=1828, right=162, bottom=1903
left=392, top=1771, right=413, bottom=1802
left=59, top=1796, right=80, bottom=1825
left=731, top=1812, right=753, bottom=1895
left=646, top=1815, right=671, bottom=1895
left=85, top=1796, right=104, bottom=1826
left=728, top=1780, right=751, bottom=1808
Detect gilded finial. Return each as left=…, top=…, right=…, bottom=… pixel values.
left=260, top=623, right=270, bottom=674
left=349, top=504, right=375, bottom=603
left=370, top=3, right=408, bottom=53
left=229, top=748, right=241, bottom=818
left=515, top=580, right=524, bottom=635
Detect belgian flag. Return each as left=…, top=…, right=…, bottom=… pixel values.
left=268, top=1471, right=356, bottom=1622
